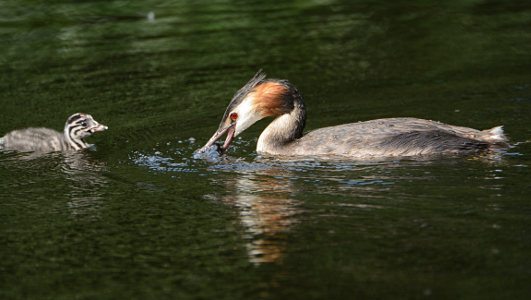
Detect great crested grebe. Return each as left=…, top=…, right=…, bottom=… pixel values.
left=0, top=113, right=107, bottom=153
left=199, top=70, right=508, bottom=159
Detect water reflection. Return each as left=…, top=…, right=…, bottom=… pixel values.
left=130, top=135, right=521, bottom=267
left=61, top=152, right=108, bottom=217
left=218, top=169, right=302, bottom=264
left=0, top=151, right=108, bottom=218
left=131, top=144, right=302, bottom=263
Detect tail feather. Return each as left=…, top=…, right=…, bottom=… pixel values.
left=482, top=125, right=507, bottom=143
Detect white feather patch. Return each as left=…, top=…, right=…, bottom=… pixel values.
left=487, top=125, right=505, bottom=142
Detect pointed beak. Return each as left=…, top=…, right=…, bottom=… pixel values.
left=90, top=123, right=108, bottom=133
left=200, top=123, right=236, bottom=153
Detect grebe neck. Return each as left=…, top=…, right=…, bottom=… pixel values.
left=257, top=94, right=306, bottom=154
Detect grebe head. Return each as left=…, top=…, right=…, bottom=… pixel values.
left=64, top=113, right=108, bottom=149
left=202, top=70, right=298, bottom=153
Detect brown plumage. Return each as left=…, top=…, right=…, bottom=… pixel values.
left=253, top=81, right=292, bottom=117
left=199, top=70, right=509, bottom=159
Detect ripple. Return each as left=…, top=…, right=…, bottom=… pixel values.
left=130, top=151, right=197, bottom=173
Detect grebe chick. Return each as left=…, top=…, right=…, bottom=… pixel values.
left=0, top=113, right=108, bottom=153
left=199, top=70, right=509, bottom=159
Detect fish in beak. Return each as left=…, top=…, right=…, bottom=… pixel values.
left=198, top=69, right=273, bottom=156
left=200, top=122, right=236, bottom=154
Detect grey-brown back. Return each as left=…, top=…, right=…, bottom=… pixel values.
left=1, top=127, right=72, bottom=152
left=279, top=118, right=508, bottom=158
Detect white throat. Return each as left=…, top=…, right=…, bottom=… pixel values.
left=256, top=111, right=299, bottom=154
left=234, top=96, right=262, bottom=137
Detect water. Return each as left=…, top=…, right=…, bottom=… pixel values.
left=1, top=0, right=530, bottom=299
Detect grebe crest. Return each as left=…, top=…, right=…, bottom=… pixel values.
left=199, top=70, right=508, bottom=159
left=202, top=69, right=305, bottom=153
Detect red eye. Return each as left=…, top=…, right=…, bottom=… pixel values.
left=230, top=112, right=238, bottom=120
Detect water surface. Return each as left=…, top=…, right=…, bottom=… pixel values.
left=1, top=1, right=530, bottom=299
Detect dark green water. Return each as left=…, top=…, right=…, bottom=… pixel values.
left=1, top=1, right=530, bottom=299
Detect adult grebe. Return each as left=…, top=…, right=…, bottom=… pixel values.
left=199, top=70, right=508, bottom=159
left=0, top=113, right=108, bottom=152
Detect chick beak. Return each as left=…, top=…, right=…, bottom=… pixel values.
left=91, top=123, right=108, bottom=133
left=89, top=123, right=109, bottom=134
